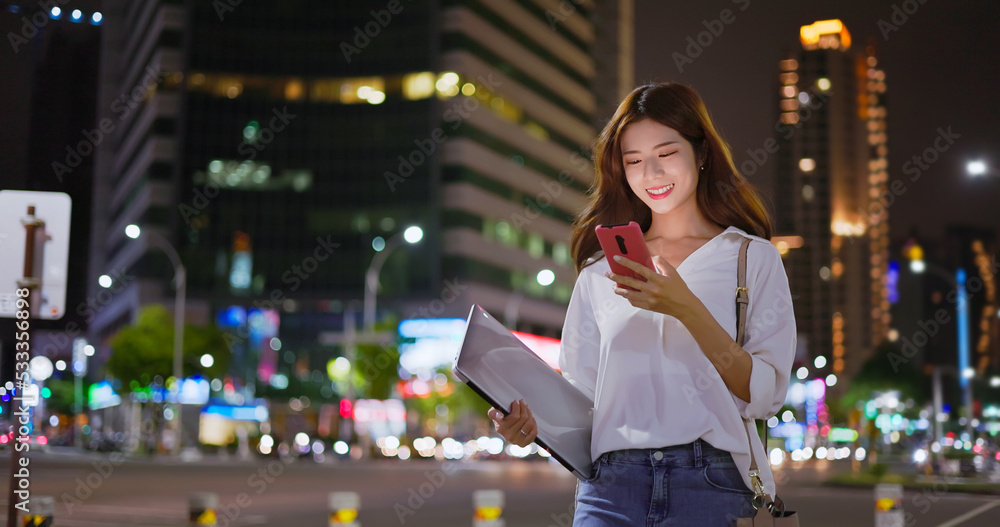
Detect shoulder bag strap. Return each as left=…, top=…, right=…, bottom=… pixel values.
left=736, top=236, right=773, bottom=508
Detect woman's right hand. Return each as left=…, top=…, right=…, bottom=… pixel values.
left=487, top=399, right=538, bottom=447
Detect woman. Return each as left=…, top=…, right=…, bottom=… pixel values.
left=489, top=82, right=796, bottom=525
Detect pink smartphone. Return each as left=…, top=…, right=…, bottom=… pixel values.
left=594, top=222, right=654, bottom=285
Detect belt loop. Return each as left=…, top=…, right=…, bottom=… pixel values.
left=693, top=439, right=703, bottom=468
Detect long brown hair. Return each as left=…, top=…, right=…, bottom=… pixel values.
left=570, top=82, right=773, bottom=272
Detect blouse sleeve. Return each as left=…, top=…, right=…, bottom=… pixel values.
left=731, top=240, right=797, bottom=420
left=558, top=269, right=600, bottom=403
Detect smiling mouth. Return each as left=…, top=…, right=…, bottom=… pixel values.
left=647, top=183, right=674, bottom=198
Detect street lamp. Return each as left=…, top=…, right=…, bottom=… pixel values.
left=125, top=223, right=186, bottom=456
left=907, top=243, right=975, bottom=438
left=966, top=160, right=987, bottom=177
left=363, top=225, right=423, bottom=332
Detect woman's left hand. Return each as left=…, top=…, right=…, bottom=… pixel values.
left=606, top=255, right=696, bottom=318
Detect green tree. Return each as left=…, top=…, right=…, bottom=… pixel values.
left=44, top=377, right=86, bottom=416
left=405, top=367, right=493, bottom=435
left=351, top=317, right=402, bottom=400
left=838, top=339, right=928, bottom=413
left=107, top=305, right=232, bottom=390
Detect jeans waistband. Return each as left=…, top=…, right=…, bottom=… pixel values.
left=599, top=438, right=735, bottom=468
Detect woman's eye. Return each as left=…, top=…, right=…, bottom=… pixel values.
left=659, top=152, right=674, bottom=158
left=626, top=159, right=641, bottom=165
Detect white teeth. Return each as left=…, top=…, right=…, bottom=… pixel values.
left=648, top=184, right=674, bottom=195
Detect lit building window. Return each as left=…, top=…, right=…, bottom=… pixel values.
left=553, top=243, right=570, bottom=265
left=799, top=158, right=816, bottom=172
left=780, top=59, right=798, bottom=71
left=800, top=19, right=851, bottom=50
left=195, top=160, right=312, bottom=192
left=802, top=185, right=815, bottom=201
left=781, top=85, right=797, bottom=98
left=285, top=79, right=305, bottom=100
left=524, top=122, right=549, bottom=141
left=816, top=78, right=831, bottom=91
left=435, top=72, right=460, bottom=98
left=781, top=112, right=799, bottom=125
left=780, top=99, right=799, bottom=112
left=528, top=233, right=544, bottom=258
left=780, top=72, right=798, bottom=84
left=403, top=72, right=435, bottom=100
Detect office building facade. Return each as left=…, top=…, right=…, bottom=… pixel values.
left=88, top=1, right=632, bottom=392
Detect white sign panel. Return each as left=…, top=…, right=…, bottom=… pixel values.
left=0, top=190, right=72, bottom=319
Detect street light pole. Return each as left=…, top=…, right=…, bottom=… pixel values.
left=908, top=249, right=976, bottom=439
left=955, top=268, right=974, bottom=438
left=364, top=234, right=405, bottom=333
left=126, top=225, right=185, bottom=456
left=363, top=226, right=423, bottom=332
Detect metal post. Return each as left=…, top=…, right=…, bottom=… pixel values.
left=8, top=206, right=41, bottom=527
left=504, top=292, right=524, bottom=330
left=342, top=307, right=357, bottom=448
left=932, top=365, right=944, bottom=470
left=364, top=234, right=404, bottom=332
left=72, top=337, right=87, bottom=449
left=173, top=264, right=186, bottom=455
left=139, top=229, right=186, bottom=456
left=75, top=371, right=82, bottom=445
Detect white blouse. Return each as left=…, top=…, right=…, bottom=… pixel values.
left=558, top=225, right=796, bottom=497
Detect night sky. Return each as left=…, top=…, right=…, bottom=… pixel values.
left=634, top=0, right=1000, bottom=243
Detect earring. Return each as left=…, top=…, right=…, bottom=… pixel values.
left=700, top=165, right=705, bottom=171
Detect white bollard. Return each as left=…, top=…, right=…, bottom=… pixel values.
left=329, top=491, right=361, bottom=526
left=23, top=495, right=55, bottom=526
left=473, top=489, right=505, bottom=527
left=874, top=483, right=904, bottom=527
left=189, top=492, right=219, bottom=526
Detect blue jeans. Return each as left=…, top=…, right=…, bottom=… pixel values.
left=574, top=439, right=757, bottom=526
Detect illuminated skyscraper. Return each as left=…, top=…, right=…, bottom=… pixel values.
left=774, top=20, right=890, bottom=383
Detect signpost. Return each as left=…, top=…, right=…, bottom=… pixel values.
left=0, top=192, right=71, bottom=525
